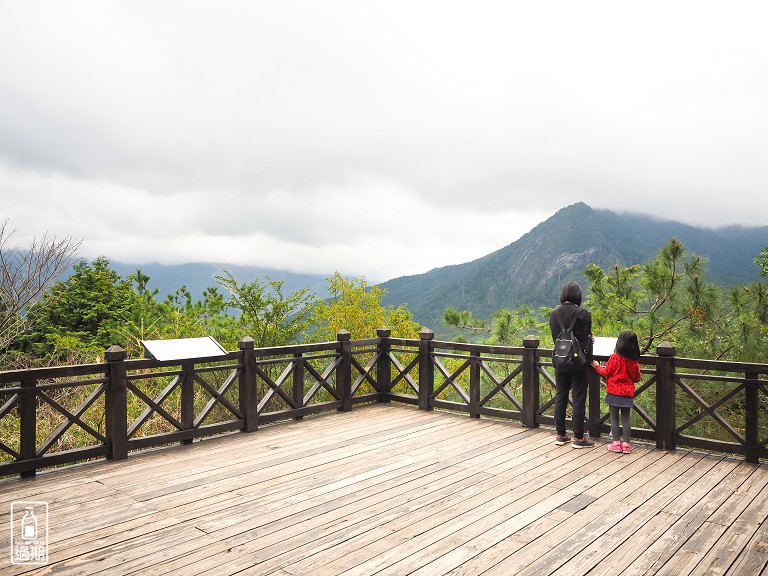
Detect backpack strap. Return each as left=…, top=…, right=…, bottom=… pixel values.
left=556, top=307, right=580, bottom=332
left=567, top=308, right=581, bottom=330
left=570, top=308, right=586, bottom=353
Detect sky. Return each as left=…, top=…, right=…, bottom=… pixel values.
left=1, top=2, right=767, bottom=283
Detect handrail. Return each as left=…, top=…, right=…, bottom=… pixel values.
left=1, top=330, right=767, bottom=478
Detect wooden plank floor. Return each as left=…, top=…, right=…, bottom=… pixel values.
left=1, top=404, right=767, bottom=575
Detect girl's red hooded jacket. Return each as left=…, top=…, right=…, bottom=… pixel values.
left=594, top=353, right=641, bottom=397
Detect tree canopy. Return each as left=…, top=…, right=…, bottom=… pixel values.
left=2, top=260, right=424, bottom=367
left=311, top=272, right=421, bottom=341
left=22, top=257, right=133, bottom=359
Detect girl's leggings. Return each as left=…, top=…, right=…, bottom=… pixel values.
left=610, top=405, right=631, bottom=442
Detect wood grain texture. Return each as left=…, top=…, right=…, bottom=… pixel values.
left=1, top=404, right=766, bottom=575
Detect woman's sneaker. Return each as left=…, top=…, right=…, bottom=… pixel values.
left=621, top=442, right=631, bottom=454
left=608, top=441, right=622, bottom=453
left=554, top=434, right=571, bottom=446
left=571, top=437, right=595, bottom=448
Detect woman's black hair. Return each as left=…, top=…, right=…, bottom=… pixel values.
left=615, top=330, right=641, bottom=360
left=559, top=281, right=583, bottom=306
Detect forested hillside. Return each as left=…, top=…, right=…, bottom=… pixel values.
left=378, top=202, right=768, bottom=333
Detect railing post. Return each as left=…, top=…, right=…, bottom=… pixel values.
left=587, top=365, right=602, bottom=439
left=656, top=341, right=676, bottom=450
left=418, top=328, right=434, bottom=410
left=239, top=337, right=258, bottom=432
left=470, top=347, right=481, bottom=419
left=376, top=328, right=392, bottom=403
left=337, top=330, right=352, bottom=411
left=293, top=351, right=305, bottom=419
left=20, top=379, right=37, bottom=479
left=105, top=345, right=128, bottom=462
left=181, top=361, right=195, bottom=445
left=522, top=335, right=540, bottom=428
left=745, top=372, right=759, bottom=464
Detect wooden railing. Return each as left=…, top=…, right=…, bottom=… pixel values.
left=1, top=328, right=767, bottom=478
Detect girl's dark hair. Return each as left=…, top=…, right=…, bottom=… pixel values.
left=615, top=330, right=641, bottom=360
left=559, top=281, right=583, bottom=306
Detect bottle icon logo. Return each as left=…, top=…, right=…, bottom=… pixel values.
left=21, top=507, right=38, bottom=540
left=10, top=501, right=48, bottom=565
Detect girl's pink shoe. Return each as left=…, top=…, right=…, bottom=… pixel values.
left=621, top=442, right=631, bottom=454
left=608, top=441, right=622, bottom=453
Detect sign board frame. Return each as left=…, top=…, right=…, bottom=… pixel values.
left=592, top=336, right=618, bottom=358
left=141, top=336, right=229, bottom=361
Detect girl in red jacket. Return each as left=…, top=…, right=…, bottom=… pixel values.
left=592, top=330, right=641, bottom=454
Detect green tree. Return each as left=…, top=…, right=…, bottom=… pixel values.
left=696, top=248, right=768, bottom=362
left=312, top=272, right=421, bottom=341
left=444, top=305, right=539, bottom=346
left=716, top=282, right=768, bottom=362
left=113, top=269, right=166, bottom=356
left=161, top=284, right=239, bottom=346
left=23, top=257, right=133, bottom=359
left=756, top=247, right=768, bottom=277
left=444, top=308, right=486, bottom=335
left=118, top=272, right=242, bottom=357
left=215, top=271, right=316, bottom=348
left=585, top=238, right=721, bottom=354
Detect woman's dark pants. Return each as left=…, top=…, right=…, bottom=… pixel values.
left=554, top=367, right=588, bottom=439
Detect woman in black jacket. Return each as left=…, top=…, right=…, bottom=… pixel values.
left=549, top=281, right=595, bottom=448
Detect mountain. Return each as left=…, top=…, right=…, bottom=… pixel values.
left=377, top=202, right=768, bottom=334
left=107, top=262, right=331, bottom=301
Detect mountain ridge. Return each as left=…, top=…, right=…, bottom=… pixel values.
left=378, top=202, right=768, bottom=333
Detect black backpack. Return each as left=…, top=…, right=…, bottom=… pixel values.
left=552, top=310, right=587, bottom=373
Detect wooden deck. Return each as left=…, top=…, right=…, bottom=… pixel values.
left=1, top=404, right=767, bottom=575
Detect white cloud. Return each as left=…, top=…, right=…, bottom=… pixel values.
left=1, top=165, right=543, bottom=282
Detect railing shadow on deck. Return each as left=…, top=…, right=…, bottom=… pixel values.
left=1, top=328, right=767, bottom=479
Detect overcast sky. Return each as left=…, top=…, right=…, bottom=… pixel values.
left=1, top=2, right=766, bottom=283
